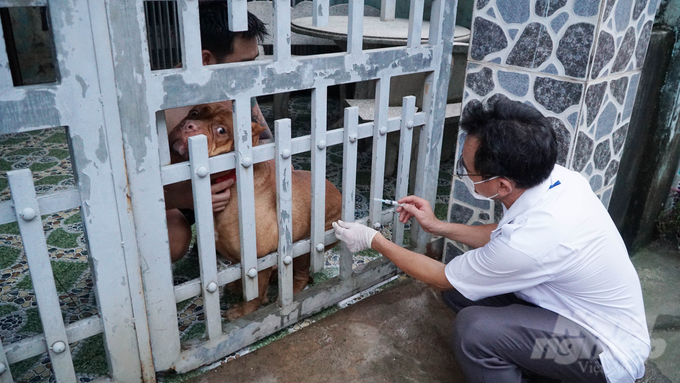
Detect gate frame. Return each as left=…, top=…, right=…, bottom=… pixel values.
left=0, top=0, right=154, bottom=381
left=102, top=0, right=457, bottom=374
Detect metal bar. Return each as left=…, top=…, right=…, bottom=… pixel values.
left=154, top=2, right=163, bottom=70
left=340, top=107, right=359, bottom=280
left=312, top=0, right=328, bottom=27
left=380, top=0, right=396, bottom=21
left=0, top=0, right=47, bottom=6
left=273, top=0, right=291, bottom=62
left=413, top=0, right=456, bottom=252
left=275, top=119, right=294, bottom=306
left=87, top=1, right=156, bottom=379
left=157, top=110, right=172, bottom=165
left=7, top=169, right=77, bottom=382
left=0, top=14, right=13, bottom=89
left=188, top=135, right=223, bottom=341
left=162, top=1, right=171, bottom=69
left=310, top=86, right=328, bottom=273
left=393, top=96, right=416, bottom=246
left=347, top=0, right=364, bottom=55
left=0, top=189, right=80, bottom=225
left=233, top=97, right=259, bottom=302
left=161, top=112, right=429, bottom=186
left=171, top=257, right=399, bottom=373
left=143, top=2, right=156, bottom=70
left=174, top=208, right=396, bottom=303
left=174, top=226, right=349, bottom=303
left=0, top=341, right=13, bottom=383
left=147, top=45, right=437, bottom=106
left=427, top=0, right=444, bottom=45
left=104, top=0, right=181, bottom=371
left=172, top=1, right=181, bottom=67
left=407, top=0, right=424, bottom=48
left=56, top=0, right=150, bottom=378
left=369, top=76, right=390, bottom=229
left=179, top=0, right=202, bottom=70
left=5, top=316, right=103, bottom=364
left=227, top=0, right=248, bottom=32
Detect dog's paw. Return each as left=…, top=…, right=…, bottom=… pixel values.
left=224, top=305, right=247, bottom=321
left=224, top=299, right=261, bottom=321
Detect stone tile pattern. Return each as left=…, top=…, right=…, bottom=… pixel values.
left=590, top=0, right=658, bottom=80
left=470, top=0, right=602, bottom=80
left=446, top=0, right=660, bottom=259
left=574, top=72, right=640, bottom=206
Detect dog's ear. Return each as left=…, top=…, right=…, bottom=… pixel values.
left=251, top=122, right=267, bottom=146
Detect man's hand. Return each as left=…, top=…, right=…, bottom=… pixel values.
left=396, top=196, right=443, bottom=235
left=210, top=177, right=233, bottom=212
left=332, top=220, right=379, bottom=253
left=164, top=176, right=234, bottom=212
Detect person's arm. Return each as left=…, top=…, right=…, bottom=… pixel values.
left=396, top=195, right=496, bottom=248
left=435, top=222, right=497, bottom=249
left=372, top=234, right=453, bottom=290
left=333, top=220, right=452, bottom=290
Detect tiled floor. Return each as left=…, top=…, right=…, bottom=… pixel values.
left=0, top=92, right=455, bottom=382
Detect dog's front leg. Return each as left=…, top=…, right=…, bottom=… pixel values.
left=224, top=267, right=273, bottom=321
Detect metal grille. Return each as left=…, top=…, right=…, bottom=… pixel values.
left=108, top=0, right=456, bottom=374
left=0, top=0, right=457, bottom=380
left=144, top=1, right=182, bottom=70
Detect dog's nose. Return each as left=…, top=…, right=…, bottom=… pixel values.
left=183, top=122, right=200, bottom=132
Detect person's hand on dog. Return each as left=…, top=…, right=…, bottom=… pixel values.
left=210, top=177, right=233, bottom=212
left=396, top=196, right=443, bottom=235
left=164, top=175, right=234, bottom=212
left=332, top=220, right=379, bottom=253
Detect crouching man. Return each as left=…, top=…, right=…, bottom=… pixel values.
left=334, top=98, right=650, bottom=382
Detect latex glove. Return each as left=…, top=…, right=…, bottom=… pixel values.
left=332, top=220, right=378, bottom=253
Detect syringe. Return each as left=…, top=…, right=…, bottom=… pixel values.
left=374, top=198, right=405, bottom=207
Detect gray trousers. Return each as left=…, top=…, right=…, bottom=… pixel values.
left=442, top=289, right=608, bottom=383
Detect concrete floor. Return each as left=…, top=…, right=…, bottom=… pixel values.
left=631, top=241, right=680, bottom=383
left=186, top=241, right=679, bottom=383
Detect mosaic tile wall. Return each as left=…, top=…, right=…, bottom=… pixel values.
left=445, top=0, right=661, bottom=259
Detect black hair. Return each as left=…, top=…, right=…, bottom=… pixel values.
left=460, top=96, right=557, bottom=189
left=199, top=1, right=269, bottom=60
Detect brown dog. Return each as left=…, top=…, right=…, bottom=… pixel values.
left=168, top=104, right=342, bottom=320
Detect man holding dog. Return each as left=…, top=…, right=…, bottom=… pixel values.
left=333, top=98, right=650, bottom=382
left=164, top=2, right=272, bottom=262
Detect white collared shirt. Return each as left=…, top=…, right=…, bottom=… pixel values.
left=445, top=165, right=650, bottom=383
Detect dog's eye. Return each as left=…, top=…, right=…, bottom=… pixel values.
left=189, top=110, right=199, bottom=117
left=217, top=127, right=226, bottom=135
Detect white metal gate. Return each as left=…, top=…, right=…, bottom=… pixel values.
left=0, top=0, right=456, bottom=381
left=0, top=1, right=153, bottom=382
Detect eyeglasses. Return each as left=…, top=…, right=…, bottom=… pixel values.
left=455, top=155, right=487, bottom=179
